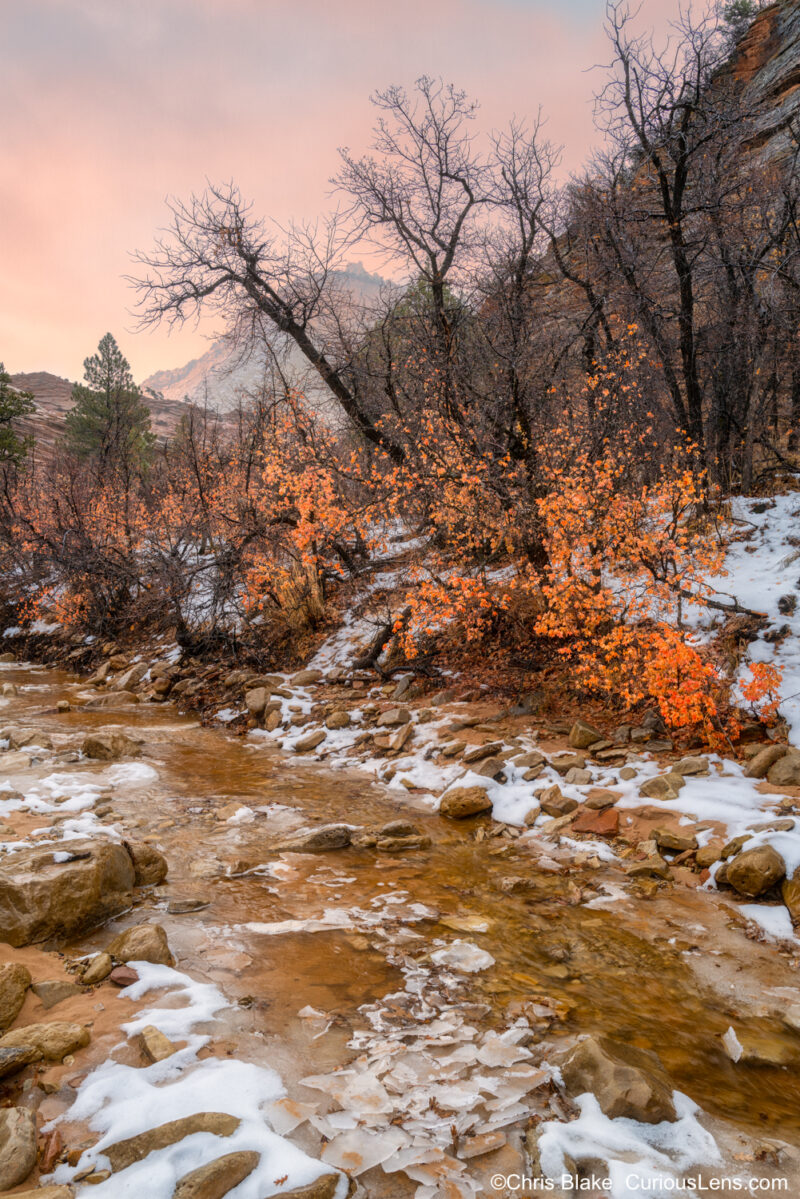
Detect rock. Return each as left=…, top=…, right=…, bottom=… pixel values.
left=585, top=789, right=619, bottom=810
left=440, top=786, right=493, bottom=819
left=539, top=785, right=578, bottom=818
left=109, top=965, right=139, bottom=987
left=0, top=841, right=135, bottom=947
left=124, top=841, right=168, bottom=886
left=82, top=731, right=142, bottom=760
left=0, top=749, right=32, bottom=769
left=0, top=962, right=31, bottom=1031
left=560, top=1035, right=677, bottom=1124
left=107, top=923, right=174, bottom=966
left=572, top=807, right=619, bottom=837
left=13, top=1188, right=74, bottom=1199
left=112, top=662, right=148, bottom=691
left=273, top=824, right=352, bottom=852
left=276, top=1177, right=340, bottom=1199
left=0, top=652, right=15, bottom=663
left=244, top=687, right=270, bottom=717
left=1, top=683, right=16, bottom=696
left=264, top=709, right=282, bottom=732
left=721, top=834, right=749, bottom=859
left=653, top=828, right=698, bottom=853
left=167, top=898, right=210, bottom=915
left=767, top=751, right=800, bottom=787
left=84, top=690, right=140, bottom=707
left=463, top=741, right=503, bottom=763
left=471, top=755, right=506, bottom=780
left=376, top=834, right=431, bottom=852
left=0, top=1106, right=37, bottom=1190
left=744, top=744, right=788, bottom=778
left=726, top=845, right=786, bottom=897
left=568, top=719, right=603, bottom=749
left=0, top=1045, right=39, bottom=1078
left=513, top=750, right=545, bottom=768
left=81, top=953, right=113, bottom=985
left=782, top=1003, right=800, bottom=1034
left=619, top=766, right=637, bottom=780
left=565, top=767, right=592, bottom=785
left=380, top=820, right=421, bottom=836
left=625, top=856, right=671, bottom=880
left=782, top=868, right=800, bottom=924
left=549, top=752, right=586, bottom=775
left=105, top=1112, right=241, bottom=1172
left=325, top=709, right=350, bottom=730
left=674, top=756, right=708, bottom=776
left=139, top=1025, right=178, bottom=1063
left=0, top=1021, right=90, bottom=1060
left=31, top=979, right=84, bottom=1009
left=292, top=669, right=323, bottom=686
left=389, top=723, right=414, bottom=751
left=376, top=707, right=410, bottom=727
left=639, top=773, right=685, bottom=801
left=173, top=1151, right=260, bottom=1199
left=293, top=729, right=326, bottom=753
left=56, top=699, right=70, bottom=711
left=695, top=843, right=723, bottom=869
left=440, top=740, right=466, bottom=758
left=726, top=1029, right=800, bottom=1068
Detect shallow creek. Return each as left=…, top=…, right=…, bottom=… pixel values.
left=3, top=661, right=800, bottom=1194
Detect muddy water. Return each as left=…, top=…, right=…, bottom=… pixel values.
left=5, top=663, right=800, bottom=1150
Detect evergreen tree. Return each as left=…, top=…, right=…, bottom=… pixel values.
left=65, top=333, right=155, bottom=475
left=0, top=364, right=34, bottom=467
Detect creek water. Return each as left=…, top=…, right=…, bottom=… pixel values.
left=3, top=661, right=800, bottom=1192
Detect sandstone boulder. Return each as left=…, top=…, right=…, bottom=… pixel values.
left=0, top=1020, right=90, bottom=1060
left=0, top=961, right=31, bottom=1030
left=572, top=807, right=619, bottom=837
left=82, top=731, right=142, bottom=760
left=81, top=952, right=113, bottom=985
left=278, top=1177, right=341, bottom=1199
left=377, top=707, right=411, bottom=727
left=104, top=1112, right=240, bottom=1172
left=107, top=923, right=174, bottom=966
left=273, top=824, right=352, bottom=852
left=0, top=1045, right=39, bottom=1078
left=173, top=1151, right=260, bottom=1199
left=244, top=687, right=270, bottom=717
left=539, top=785, right=578, bottom=818
left=293, top=729, right=326, bottom=753
left=292, top=669, right=323, bottom=686
left=654, top=828, right=698, bottom=853
left=639, top=773, right=685, bottom=801
left=782, top=868, right=800, bottom=924
left=568, top=719, right=603, bottom=749
left=124, top=840, right=168, bottom=886
left=112, top=662, right=148, bottom=691
left=325, top=710, right=351, bottom=730
left=0, top=1106, right=37, bottom=1190
left=560, top=1035, right=677, bottom=1123
left=726, top=845, right=786, bottom=897
left=767, top=751, right=800, bottom=787
left=0, top=841, right=135, bottom=947
left=744, top=744, right=788, bottom=778
left=440, top=786, right=493, bottom=819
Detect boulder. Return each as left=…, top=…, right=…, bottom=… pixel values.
left=549, top=752, right=586, bottom=776
left=273, top=824, right=352, bottom=852
left=0, top=841, right=135, bottom=947
left=0, top=1020, right=90, bottom=1060
left=377, top=707, right=411, bottom=727
left=82, top=731, right=142, bottom=760
left=292, top=669, right=323, bottom=686
left=639, top=773, right=685, bottom=801
left=244, top=687, right=270, bottom=717
left=744, top=744, right=788, bottom=779
left=112, top=662, right=148, bottom=691
left=726, top=845, right=786, bottom=897
left=325, top=710, right=351, bottom=730
left=513, top=750, right=545, bottom=768
left=293, top=729, right=326, bottom=753
left=565, top=767, right=592, bottom=785
left=560, top=1035, right=677, bottom=1124
left=139, top=1025, right=178, bottom=1063
left=572, top=807, right=619, bottom=837
left=31, top=979, right=84, bottom=1009
left=463, top=741, right=503, bottom=764
left=84, top=691, right=140, bottom=708
left=440, top=786, right=493, bottom=819
left=104, top=1112, right=240, bottom=1172
left=0, top=1045, right=39, bottom=1078
left=767, top=751, right=800, bottom=787
left=568, top=719, right=603, bottom=749
left=109, top=965, right=139, bottom=986
left=585, top=789, right=620, bottom=810
left=625, top=856, right=671, bottom=880
left=0, top=961, right=31, bottom=1030
left=695, top=843, right=723, bottom=869
left=278, top=1177, right=341, bottom=1199
left=471, top=755, right=506, bottom=780
left=124, top=840, right=168, bottom=886
left=674, top=756, right=709, bottom=776
left=173, top=1151, right=260, bottom=1199
left=781, top=868, right=800, bottom=924
left=81, top=952, right=113, bottom=985
left=0, top=1106, right=37, bottom=1191
left=11, top=1188, right=74, bottom=1199
left=539, top=785, right=578, bottom=818
left=654, top=828, right=698, bottom=853
left=107, top=923, right=174, bottom=966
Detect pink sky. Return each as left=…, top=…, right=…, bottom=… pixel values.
left=1, top=0, right=676, bottom=383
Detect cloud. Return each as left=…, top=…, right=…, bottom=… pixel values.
left=0, top=0, right=675, bottom=381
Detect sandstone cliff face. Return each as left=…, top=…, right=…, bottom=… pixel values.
left=732, top=0, right=800, bottom=158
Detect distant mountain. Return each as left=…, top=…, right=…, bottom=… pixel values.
left=8, top=370, right=215, bottom=457
left=142, top=261, right=388, bottom=413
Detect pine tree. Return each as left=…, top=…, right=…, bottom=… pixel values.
left=0, top=364, right=34, bottom=467
left=65, top=333, right=155, bottom=476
